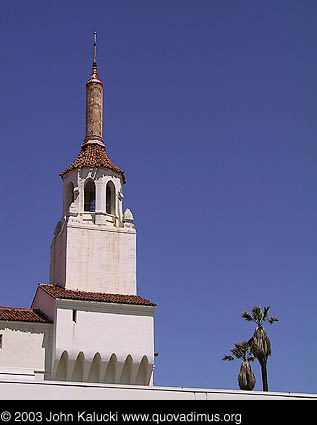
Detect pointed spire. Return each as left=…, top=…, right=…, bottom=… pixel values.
left=61, top=33, right=126, bottom=183
left=93, top=31, right=97, bottom=68
left=88, top=32, right=102, bottom=84
left=85, top=32, right=104, bottom=145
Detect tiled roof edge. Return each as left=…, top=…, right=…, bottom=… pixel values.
left=59, top=143, right=126, bottom=183
left=38, top=284, right=156, bottom=307
left=0, top=306, right=52, bottom=323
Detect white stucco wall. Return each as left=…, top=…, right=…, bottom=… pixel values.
left=50, top=222, right=136, bottom=294
left=51, top=299, right=155, bottom=385
left=0, top=321, right=52, bottom=381
left=31, top=287, right=155, bottom=385
left=68, top=224, right=136, bottom=294
left=50, top=222, right=67, bottom=287
left=32, top=286, right=56, bottom=322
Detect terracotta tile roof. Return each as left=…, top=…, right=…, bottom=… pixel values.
left=0, top=307, right=51, bottom=323
left=39, top=284, right=156, bottom=307
left=60, top=143, right=126, bottom=183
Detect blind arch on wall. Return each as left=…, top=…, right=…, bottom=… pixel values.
left=55, top=351, right=68, bottom=381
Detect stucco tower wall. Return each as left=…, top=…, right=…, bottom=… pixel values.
left=50, top=224, right=66, bottom=288
left=65, top=224, right=136, bottom=294
left=50, top=222, right=136, bottom=295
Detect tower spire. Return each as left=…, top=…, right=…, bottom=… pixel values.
left=85, top=32, right=103, bottom=144
left=93, top=32, right=97, bottom=65
left=88, top=32, right=102, bottom=84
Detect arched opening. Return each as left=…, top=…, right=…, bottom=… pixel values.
left=84, top=180, right=96, bottom=212
left=87, top=353, right=101, bottom=383
left=120, top=355, right=133, bottom=385
left=104, top=354, right=116, bottom=384
left=72, top=352, right=84, bottom=382
left=135, top=356, right=149, bottom=385
left=106, top=181, right=115, bottom=215
left=55, top=351, right=68, bottom=381
left=65, top=182, right=74, bottom=213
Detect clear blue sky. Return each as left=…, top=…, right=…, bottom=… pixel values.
left=0, top=1, right=316, bottom=393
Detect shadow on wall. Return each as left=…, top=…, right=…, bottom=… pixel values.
left=54, top=351, right=151, bottom=385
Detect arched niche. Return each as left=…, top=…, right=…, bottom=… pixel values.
left=87, top=353, right=101, bottom=383
left=104, top=354, right=117, bottom=384
left=135, top=356, right=149, bottom=385
left=55, top=351, right=68, bottom=381
left=120, top=355, right=133, bottom=385
left=72, top=352, right=85, bottom=382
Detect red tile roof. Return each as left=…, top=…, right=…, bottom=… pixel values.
left=39, top=284, right=156, bottom=307
left=60, top=143, right=126, bottom=183
left=0, top=307, right=51, bottom=323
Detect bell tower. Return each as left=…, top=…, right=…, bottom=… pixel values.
left=50, top=34, right=137, bottom=295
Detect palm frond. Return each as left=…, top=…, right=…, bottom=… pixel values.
left=230, top=342, right=249, bottom=360
left=223, top=341, right=254, bottom=362
left=241, top=312, right=253, bottom=322
left=263, top=306, right=270, bottom=319
left=251, top=306, right=263, bottom=324
left=223, top=355, right=234, bottom=361
left=267, top=316, right=279, bottom=324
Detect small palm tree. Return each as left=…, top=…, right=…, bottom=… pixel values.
left=223, top=341, right=256, bottom=390
left=241, top=306, right=278, bottom=391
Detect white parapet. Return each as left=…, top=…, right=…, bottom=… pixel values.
left=0, top=380, right=315, bottom=400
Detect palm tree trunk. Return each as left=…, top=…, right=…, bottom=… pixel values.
left=259, top=359, right=268, bottom=391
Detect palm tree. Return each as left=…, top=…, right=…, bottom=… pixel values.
left=241, top=306, right=278, bottom=391
left=223, top=341, right=256, bottom=390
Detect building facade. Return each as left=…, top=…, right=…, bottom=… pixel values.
left=0, top=35, right=156, bottom=386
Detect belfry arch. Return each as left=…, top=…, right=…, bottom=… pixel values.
left=106, top=180, right=115, bottom=215
left=84, top=179, right=96, bottom=212
left=65, top=182, right=74, bottom=213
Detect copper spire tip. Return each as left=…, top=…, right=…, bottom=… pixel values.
left=93, top=32, right=97, bottom=67
left=87, top=32, right=102, bottom=84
